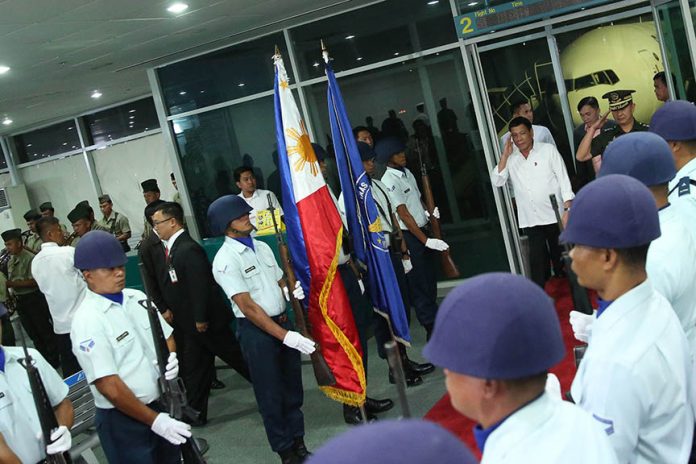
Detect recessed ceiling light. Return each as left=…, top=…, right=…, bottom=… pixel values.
left=427, top=0, right=439, bottom=5
left=179, top=91, right=187, bottom=95
left=91, top=90, right=102, bottom=99
left=129, top=109, right=136, bottom=113
left=394, top=52, right=400, bottom=56
left=238, top=83, right=245, bottom=87
left=356, top=57, right=363, bottom=61
left=167, top=2, right=188, bottom=14
left=0, top=66, right=10, bottom=74
left=129, top=116, right=135, bottom=119
left=468, top=1, right=479, bottom=5
left=345, top=35, right=355, bottom=40
left=2, top=118, right=12, bottom=126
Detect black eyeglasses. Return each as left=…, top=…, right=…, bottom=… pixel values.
left=152, top=217, right=174, bottom=227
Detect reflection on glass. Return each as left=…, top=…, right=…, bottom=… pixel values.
left=171, top=96, right=280, bottom=236
left=84, top=98, right=160, bottom=145
left=289, top=0, right=455, bottom=81
left=14, top=121, right=82, bottom=164
left=158, top=32, right=292, bottom=116
left=304, top=51, right=508, bottom=276
left=655, top=1, right=696, bottom=102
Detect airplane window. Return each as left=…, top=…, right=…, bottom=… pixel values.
left=574, top=74, right=596, bottom=90
left=567, top=69, right=620, bottom=91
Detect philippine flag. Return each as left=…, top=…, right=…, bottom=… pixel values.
left=273, top=52, right=366, bottom=406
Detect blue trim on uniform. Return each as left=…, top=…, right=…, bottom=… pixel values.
left=100, top=292, right=124, bottom=305
left=233, top=236, right=255, bottom=251
left=473, top=392, right=545, bottom=453
left=596, top=298, right=613, bottom=318
left=0, top=347, right=4, bottom=372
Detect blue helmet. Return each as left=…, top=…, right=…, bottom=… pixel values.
left=207, top=195, right=253, bottom=236
left=74, top=231, right=127, bottom=270
left=374, top=137, right=406, bottom=164
left=423, top=273, right=564, bottom=379
left=650, top=100, right=696, bottom=141
left=357, top=141, right=377, bottom=162
left=599, top=132, right=675, bottom=186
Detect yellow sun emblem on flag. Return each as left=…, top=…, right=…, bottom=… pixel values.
left=286, top=120, right=319, bottom=176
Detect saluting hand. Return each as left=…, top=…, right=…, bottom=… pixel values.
left=502, top=135, right=514, bottom=158
left=591, top=111, right=610, bottom=131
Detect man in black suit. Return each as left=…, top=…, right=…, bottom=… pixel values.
left=150, top=202, right=250, bottom=425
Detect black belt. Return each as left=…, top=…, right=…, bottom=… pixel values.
left=272, top=312, right=288, bottom=324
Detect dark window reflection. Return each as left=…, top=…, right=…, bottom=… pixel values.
left=171, top=96, right=280, bottom=236
left=84, top=97, right=160, bottom=145
left=14, top=121, right=81, bottom=164
left=290, top=0, right=456, bottom=81
left=158, top=32, right=293, bottom=116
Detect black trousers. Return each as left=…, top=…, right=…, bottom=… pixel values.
left=15, top=291, right=59, bottom=367
left=56, top=333, right=81, bottom=378
left=523, top=223, right=563, bottom=288
left=237, top=316, right=304, bottom=453
left=402, top=230, right=438, bottom=329
left=179, top=326, right=251, bottom=422
left=0, top=313, right=14, bottom=346
left=338, top=263, right=373, bottom=373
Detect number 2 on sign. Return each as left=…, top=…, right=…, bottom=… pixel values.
left=460, top=17, right=474, bottom=34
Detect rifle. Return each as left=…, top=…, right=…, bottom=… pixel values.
left=267, top=194, right=336, bottom=387
left=549, top=195, right=593, bottom=315
left=137, top=263, right=206, bottom=463
left=16, top=325, right=72, bottom=463
left=414, top=142, right=460, bottom=278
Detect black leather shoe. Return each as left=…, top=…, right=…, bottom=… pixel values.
left=278, top=448, right=300, bottom=464
left=343, top=405, right=377, bottom=425
left=389, top=369, right=423, bottom=387
left=194, top=437, right=209, bottom=455
left=293, top=437, right=311, bottom=462
left=365, top=397, right=394, bottom=414
left=407, top=359, right=435, bottom=376
left=211, top=378, right=225, bottom=390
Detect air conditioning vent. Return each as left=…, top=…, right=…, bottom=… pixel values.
left=0, top=188, right=9, bottom=210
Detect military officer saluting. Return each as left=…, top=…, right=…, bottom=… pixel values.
left=576, top=90, right=649, bottom=167
left=423, top=273, right=618, bottom=463
left=22, top=209, right=43, bottom=254
left=70, top=231, right=190, bottom=463
left=208, top=195, right=313, bottom=464
left=0, top=309, right=74, bottom=463
left=562, top=175, right=694, bottom=463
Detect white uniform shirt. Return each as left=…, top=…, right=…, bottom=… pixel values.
left=500, top=124, right=557, bottom=148
left=669, top=157, right=696, bottom=203
left=648, top=205, right=696, bottom=356
left=70, top=289, right=174, bottom=409
left=668, top=159, right=696, bottom=236
left=571, top=280, right=694, bottom=464
left=238, top=188, right=283, bottom=227
left=31, top=242, right=87, bottom=334
left=212, top=237, right=285, bottom=319
left=482, top=393, right=618, bottom=464
left=491, top=142, right=575, bottom=229
left=380, top=167, right=428, bottom=230
left=0, top=347, right=68, bottom=464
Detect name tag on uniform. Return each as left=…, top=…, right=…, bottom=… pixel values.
left=244, top=266, right=256, bottom=274
left=404, top=188, right=411, bottom=194
left=169, top=268, right=178, bottom=283
left=116, top=331, right=130, bottom=342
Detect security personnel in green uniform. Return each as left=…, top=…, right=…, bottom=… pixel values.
left=67, top=205, right=108, bottom=247
left=98, top=194, right=132, bottom=252
left=22, top=210, right=43, bottom=254
left=576, top=90, right=649, bottom=166
left=2, top=228, right=59, bottom=368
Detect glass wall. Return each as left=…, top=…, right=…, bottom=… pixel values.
left=84, top=97, right=160, bottom=145
left=14, top=121, right=81, bottom=163
left=655, top=1, right=696, bottom=102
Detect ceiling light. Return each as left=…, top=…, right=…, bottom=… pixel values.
left=312, top=62, right=320, bottom=68
left=199, top=90, right=206, bottom=94
left=129, top=116, right=135, bottom=119
left=179, top=91, right=187, bottom=95
left=167, top=2, right=188, bottom=14
left=345, top=35, right=355, bottom=40
left=468, top=1, right=479, bottom=5
left=62, top=142, right=68, bottom=146
left=394, top=52, right=400, bottom=56
left=356, top=57, right=363, bottom=61
left=238, top=83, right=245, bottom=87
left=91, top=90, right=102, bottom=99
left=2, top=118, right=12, bottom=126
left=427, top=0, right=439, bottom=5
left=129, top=109, right=136, bottom=113
left=0, top=66, right=10, bottom=74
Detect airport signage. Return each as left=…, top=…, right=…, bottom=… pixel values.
left=454, top=0, right=614, bottom=39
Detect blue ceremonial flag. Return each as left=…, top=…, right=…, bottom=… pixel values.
left=324, top=53, right=411, bottom=344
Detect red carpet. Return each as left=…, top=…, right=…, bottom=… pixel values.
left=423, top=277, right=594, bottom=456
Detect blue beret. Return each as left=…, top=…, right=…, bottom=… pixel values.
left=74, top=231, right=127, bottom=270
left=599, top=132, right=675, bottom=186
left=307, top=420, right=477, bottom=464
left=207, top=195, right=252, bottom=236
left=423, top=273, right=564, bottom=379
left=374, top=137, right=406, bottom=164
left=357, top=141, right=376, bottom=162
left=312, top=143, right=327, bottom=162
left=650, top=100, right=696, bottom=141
left=560, top=174, right=660, bottom=248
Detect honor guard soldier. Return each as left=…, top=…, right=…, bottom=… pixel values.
left=576, top=89, right=649, bottom=168
left=650, top=101, right=696, bottom=219
left=70, top=231, right=190, bottom=463
left=307, top=419, right=477, bottom=464
left=562, top=175, right=694, bottom=463
left=423, top=273, right=618, bottom=463
left=67, top=204, right=107, bottom=247
left=376, top=137, right=448, bottom=340
left=2, top=228, right=59, bottom=368
left=98, top=194, right=132, bottom=252
left=208, top=195, right=313, bottom=464
left=141, top=179, right=162, bottom=240
left=0, top=310, right=74, bottom=463
left=22, top=209, right=43, bottom=254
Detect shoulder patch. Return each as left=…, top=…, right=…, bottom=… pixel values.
left=678, top=176, right=692, bottom=197
left=79, top=339, right=95, bottom=353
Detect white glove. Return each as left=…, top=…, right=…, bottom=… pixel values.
left=151, top=413, right=192, bottom=445
left=283, top=281, right=305, bottom=302
left=164, top=352, right=179, bottom=381
left=425, top=238, right=449, bottom=251
left=545, top=373, right=562, bottom=400
left=569, top=310, right=596, bottom=343
left=402, top=258, right=413, bottom=274
left=357, top=279, right=365, bottom=294
left=424, top=207, right=440, bottom=220
left=283, top=331, right=316, bottom=355
left=45, top=425, right=71, bottom=455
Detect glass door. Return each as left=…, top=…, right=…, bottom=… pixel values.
left=653, top=0, right=696, bottom=102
